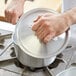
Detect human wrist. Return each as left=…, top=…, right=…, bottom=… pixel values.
left=70, top=7, right=76, bottom=24
left=63, top=7, right=76, bottom=26
left=61, top=12, right=73, bottom=27
left=12, top=0, right=25, bottom=4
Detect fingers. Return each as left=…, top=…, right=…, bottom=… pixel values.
left=5, top=9, right=12, bottom=23
left=33, top=13, right=52, bottom=23
left=36, top=24, right=44, bottom=34
left=34, top=16, right=41, bottom=22
left=32, top=16, right=47, bottom=31
left=5, top=0, right=24, bottom=25
left=32, top=13, right=56, bottom=43
left=5, top=9, right=19, bottom=24
left=37, top=29, right=49, bottom=41
left=36, top=25, right=55, bottom=43
left=44, top=32, right=55, bottom=43
left=36, top=25, right=48, bottom=41
left=32, top=18, right=42, bottom=31
left=11, top=11, right=19, bottom=24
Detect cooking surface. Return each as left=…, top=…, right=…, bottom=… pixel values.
left=0, top=26, right=76, bottom=76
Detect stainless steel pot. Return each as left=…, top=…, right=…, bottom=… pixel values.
left=13, top=8, right=70, bottom=68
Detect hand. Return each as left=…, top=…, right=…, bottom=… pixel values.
left=32, top=13, right=70, bottom=43
left=5, top=0, right=25, bottom=24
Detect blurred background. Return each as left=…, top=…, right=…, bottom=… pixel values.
left=0, top=0, right=61, bottom=21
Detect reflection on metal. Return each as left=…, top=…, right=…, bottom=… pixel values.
left=71, top=63, right=76, bottom=66
left=0, top=29, right=75, bottom=76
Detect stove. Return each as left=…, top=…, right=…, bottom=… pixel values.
left=0, top=27, right=76, bottom=76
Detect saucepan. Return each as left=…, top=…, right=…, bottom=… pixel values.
left=0, top=8, right=70, bottom=68
left=13, top=8, right=70, bottom=68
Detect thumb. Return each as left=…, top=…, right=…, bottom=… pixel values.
left=44, top=33, right=55, bottom=43
left=34, top=15, right=41, bottom=22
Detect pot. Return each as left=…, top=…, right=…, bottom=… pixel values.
left=56, top=67, right=76, bottom=76
left=13, top=8, right=70, bottom=68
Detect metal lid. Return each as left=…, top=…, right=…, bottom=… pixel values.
left=15, top=8, right=70, bottom=59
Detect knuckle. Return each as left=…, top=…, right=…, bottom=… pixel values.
left=5, top=9, right=13, bottom=16
left=48, top=29, right=51, bottom=33
left=9, top=10, right=13, bottom=14
left=48, top=27, right=50, bottom=30
left=12, top=10, right=19, bottom=16
left=47, top=28, right=53, bottom=33
left=13, top=10, right=17, bottom=14
left=44, top=22, right=48, bottom=26
left=40, top=16, right=45, bottom=22
left=5, top=9, right=9, bottom=15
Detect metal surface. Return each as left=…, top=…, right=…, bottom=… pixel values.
left=14, top=43, right=56, bottom=68
left=13, top=8, right=70, bottom=68
left=0, top=28, right=76, bottom=76
left=15, top=8, right=70, bottom=58
left=0, top=33, right=12, bottom=40
left=0, top=10, right=76, bottom=76
left=56, top=67, right=76, bottom=76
